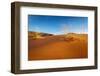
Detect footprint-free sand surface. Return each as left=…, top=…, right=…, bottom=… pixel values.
left=28, top=33, right=88, bottom=60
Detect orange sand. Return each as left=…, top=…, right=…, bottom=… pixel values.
left=28, top=34, right=88, bottom=60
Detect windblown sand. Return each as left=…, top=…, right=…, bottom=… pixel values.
left=28, top=33, right=88, bottom=60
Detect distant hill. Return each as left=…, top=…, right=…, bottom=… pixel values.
left=28, top=31, right=53, bottom=39
left=66, top=33, right=88, bottom=40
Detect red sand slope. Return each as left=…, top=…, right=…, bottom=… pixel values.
left=28, top=33, right=88, bottom=60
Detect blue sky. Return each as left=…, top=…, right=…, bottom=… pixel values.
left=28, top=15, right=88, bottom=35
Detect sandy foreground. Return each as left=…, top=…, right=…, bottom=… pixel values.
left=28, top=33, right=88, bottom=60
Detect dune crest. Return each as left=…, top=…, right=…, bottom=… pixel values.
left=28, top=32, right=88, bottom=60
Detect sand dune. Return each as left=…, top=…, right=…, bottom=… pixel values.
left=28, top=33, right=88, bottom=60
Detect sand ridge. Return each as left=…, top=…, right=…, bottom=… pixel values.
left=28, top=33, right=88, bottom=60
